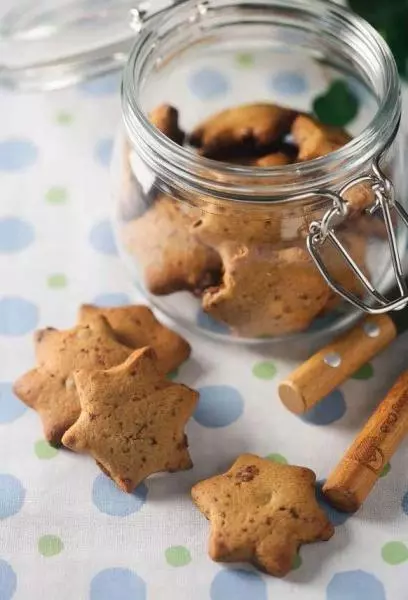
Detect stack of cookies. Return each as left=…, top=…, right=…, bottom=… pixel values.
left=121, top=102, right=380, bottom=338
left=13, top=304, right=197, bottom=492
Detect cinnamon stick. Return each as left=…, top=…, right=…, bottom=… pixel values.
left=323, top=369, right=408, bottom=512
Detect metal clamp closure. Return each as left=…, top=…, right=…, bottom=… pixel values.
left=307, top=160, right=408, bottom=314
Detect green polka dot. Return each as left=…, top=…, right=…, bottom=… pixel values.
left=45, top=187, right=68, bottom=205
left=292, top=553, right=302, bottom=570
left=266, top=453, right=288, bottom=464
left=34, top=439, right=58, bottom=460
left=56, top=111, right=73, bottom=125
left=381, top=541, right=408, bottom=565
left=47, top=274, right=67, bottom=289
left=38, top=535, right=64, bottom=557
left=380, top=462, right=391, bottom=478
left=165, top=546, right=191, bottom=567
left=252, top=361, right=277, bottom=380
left=236, top=53, right=254, bottom=68
left=167, top=368, right=179, bottom=381
left=351, top=363, right=374, bottom=380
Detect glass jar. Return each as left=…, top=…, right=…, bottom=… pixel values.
left=112, top=0, right=407, bottom=343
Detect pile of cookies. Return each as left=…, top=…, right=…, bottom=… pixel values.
left=14, top=303, right=334, bottom=577
left=14, top=304, right=194, bottom=488
left=121, top=102, right=380, bottom=338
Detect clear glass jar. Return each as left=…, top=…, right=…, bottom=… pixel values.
left=112, top=0, right=407, bottom=343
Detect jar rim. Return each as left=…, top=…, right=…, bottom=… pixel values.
left=122, top=0, right=401, bottom=201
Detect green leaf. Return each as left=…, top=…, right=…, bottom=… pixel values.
left=313, top=80, right=359, bottom=127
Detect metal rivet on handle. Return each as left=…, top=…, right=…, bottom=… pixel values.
left=324, top=352, right=342, bottom=368
left=363, top=321, right=380, bottom=338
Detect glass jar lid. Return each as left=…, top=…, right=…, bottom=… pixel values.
left=0, top=0, right=172, bottom=91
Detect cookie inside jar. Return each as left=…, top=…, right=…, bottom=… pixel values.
left=119, top=98, right=392, bottom=340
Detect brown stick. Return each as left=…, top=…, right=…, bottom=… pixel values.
left=278, top=314, right=396, bottom=414
left=323, top=369, right=408, bottom=512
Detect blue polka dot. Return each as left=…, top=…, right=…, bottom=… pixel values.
left=79, top=73, right=121, bottom=96
left=0, top=139, right=38, bottom=171
left=0, top=383, right=27, bottom=424
left=211, top=569, right=267, bottom=600
left=93, top=293, right=130, bottom=307
left=90, top=568, right=146, bottom=600
left=0, top=218, right=34, bottom=253
left=316, top=480, right=350, bottom=526
left=197, top=310, right=230, bottom=335
left=401, top=491, right=408, bottom=515
left=95, top=138, right=113, bottom=167
left=89, top=220, right=117, bottom=256
left=194, top=385, right=244, bottom=428
left=0, top=560, right=17, bottom=600
left=326, top=570, right=385, bottom=600
left=0, top=475, right=25, bottom=519
left=0, top=297, right=39, bottom=336
left=269, top=71, right=308, bottom=95
left=189, top=68, right=229, bottom=100
left=301, top=389, right=346, bottom=426
left=92, top=473, right=148, bottom=516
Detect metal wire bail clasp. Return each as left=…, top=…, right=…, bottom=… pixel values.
left=307, top=160, right=408, bottom=314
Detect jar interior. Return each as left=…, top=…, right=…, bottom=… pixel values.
left=118, top=1, right=407, bottom=343
left=138, top=2, right=378, bottom=139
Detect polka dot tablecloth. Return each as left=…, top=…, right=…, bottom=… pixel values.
left=1, top=59, right=408, bottom=600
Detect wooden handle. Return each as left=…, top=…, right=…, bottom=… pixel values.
left=323, top=369, right=408, bottom=512
left=278, top=314, right=397, bottom=415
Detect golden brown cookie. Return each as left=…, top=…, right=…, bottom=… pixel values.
left=122, top=195, right=222, bottom=295
left=62, top=347, right=198, bottom=492
left=291, top=115, right=373, bottom=213
left=202, top=245, right=330, bottom=337
left=78, top=304, right=190, bottom=374
left=191, top=205, right=283, bottom=248
left=214, top=150, right=293, bottom=167
left=292, top=114, right=351, bottom=161
left=149, top=104, right=185, bottom=145
left=192, top=454, right=334, bottom=577
left=13, top=317, right=132, bottom=445
left=255, top=151, right=292, bottom=167
left=190, top=103, right=296, bottom=158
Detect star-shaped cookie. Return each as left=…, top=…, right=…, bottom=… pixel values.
left=189, top=103, right=296, bottom=158
left=78, top=304, right=191, bottom=374
left=122, top=195, right=221, bottom=295
left=13, top=316, right=132, bottom=445
left=192, top=454, right=334, bottom=577
left=202, top=245, right=330, bottom=337
left=62, top=347, right=199, bottom=492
